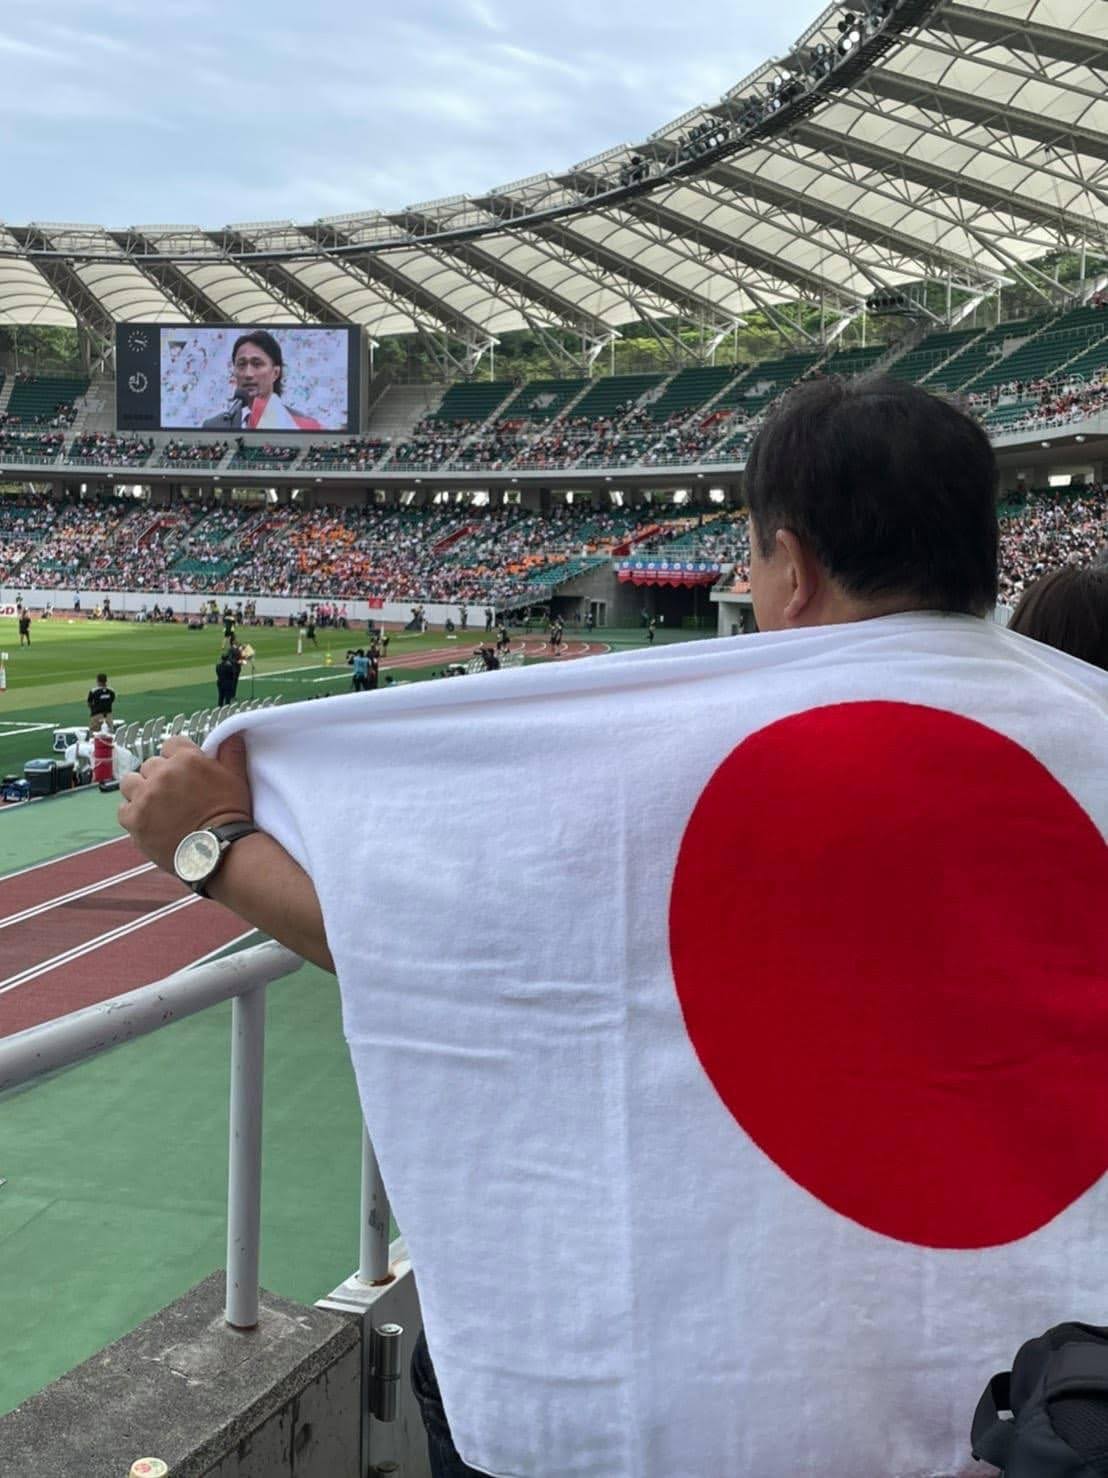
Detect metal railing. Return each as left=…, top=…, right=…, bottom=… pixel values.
left=0, top=939, right=393, bottom=1330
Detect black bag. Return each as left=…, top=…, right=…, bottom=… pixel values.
left=972, top=1323, right=1108, bottom=1475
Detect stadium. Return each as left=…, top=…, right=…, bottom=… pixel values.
left=1, top=0, right=1107, bottom=1473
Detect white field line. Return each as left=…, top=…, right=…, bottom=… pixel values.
left=0, top=894, right=199, bottom=997
left=0, top=721, right=58, bottom=735
left=0, top=862, right=156, bottom=931
left=253, top=663, right=330, bottom=679
left=0, top=833, right=132, bottom=886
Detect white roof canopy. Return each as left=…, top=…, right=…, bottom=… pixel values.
left=1, top=0, right=1105, bottom=350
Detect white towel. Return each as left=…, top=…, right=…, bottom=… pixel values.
left=212, top=614, right=1108, bottom=1478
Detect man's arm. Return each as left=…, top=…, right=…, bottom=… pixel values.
left=118, top=735, right=334, bottom=973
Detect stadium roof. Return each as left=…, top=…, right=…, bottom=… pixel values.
left=2, top=0, right=1106, bottom=369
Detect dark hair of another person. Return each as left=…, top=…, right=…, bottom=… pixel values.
left=1007, top=565, right=1108, bottom=672
left=744, top=375, right=999, bottom=615
left=231, top=330, right=284, bottom=397
left=96, top=672, right=107, bottom=685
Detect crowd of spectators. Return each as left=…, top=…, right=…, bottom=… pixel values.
left=302, top=437, right=391, bottom=471
left=159, top=440, right=229, bottom=464
left=0, top=494, right=56, bottom=582
left=643, top=409, right=746, bottom=466
left=230, top=440, right=300, bottom=466
left=3, top=485, right=1104, bottom=610
left=0, top=428, right=66, bottom=461
left=452, top=422, right=533, bottom=472
left=996, top=482, right=1107, bottom=605
left=68, top=433, right=155, bottom=467
left=973, top=367, right=1108, bottom=436
left=391, top=418, right=477, bottom=470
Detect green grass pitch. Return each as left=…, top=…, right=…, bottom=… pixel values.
left=0, top=615, right=696, bottom=776
left=0, top=618, right=461, bottom=774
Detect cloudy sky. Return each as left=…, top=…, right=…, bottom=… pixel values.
left=1, top=0, right=819, bottom=228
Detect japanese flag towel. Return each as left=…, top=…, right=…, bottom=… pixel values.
left=215, top=613, right=1108, bottom=1478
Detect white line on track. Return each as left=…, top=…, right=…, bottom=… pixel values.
left=0, top=833, right=132, bottom=887
left=0, top=862, right=156, bottom=932
left=0, top=894, right=199, bottom=997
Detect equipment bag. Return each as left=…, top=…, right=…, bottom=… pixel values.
left=972, top=1323, right=1108, bottom=1476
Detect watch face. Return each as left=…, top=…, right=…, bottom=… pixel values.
left=174, top=830, right=221, bottom=885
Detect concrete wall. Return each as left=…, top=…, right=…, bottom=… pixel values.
left=0, top=1273, right=363, bottom=1478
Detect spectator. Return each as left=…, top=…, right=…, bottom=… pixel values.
left=119, top=374, right=1108, bottom=1478
left=1007, top=565, right=1108, bottom=671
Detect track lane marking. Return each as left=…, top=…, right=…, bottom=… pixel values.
left=0, top=895, right=200, bottom=996
left=0, top=862, right=157, bottom=931
left=0, top=833, right=133, bottom=887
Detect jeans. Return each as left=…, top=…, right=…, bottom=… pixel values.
left=410, top=1330, right=488, bottom=1478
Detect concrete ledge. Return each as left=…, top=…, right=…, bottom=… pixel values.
left=0, top=1271, right=361, bottom=1477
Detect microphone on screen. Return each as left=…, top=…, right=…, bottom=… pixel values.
left=229, top=388, right=254, bottom=426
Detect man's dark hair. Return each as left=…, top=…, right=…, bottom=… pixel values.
left=1008, top=565, right=1108, bottom=672
left=96, top=672, right=107, bottom=685
left=744, top=375, right=999, bottom=615
left=231, top=330, right=284, bottom=397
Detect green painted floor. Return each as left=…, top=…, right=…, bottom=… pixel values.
left=0, top=792, right=366, bottom=1417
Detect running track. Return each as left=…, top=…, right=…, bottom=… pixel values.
left=0, top=836, right=253, bottom=1038
left=345, top=636, right=607, bottom=673
left=0, top=638, right=609, bottom=1041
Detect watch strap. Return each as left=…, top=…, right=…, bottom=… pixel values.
left=194, top=820, right=258, bottom=897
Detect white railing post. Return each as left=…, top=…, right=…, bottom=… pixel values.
left=226, top=985, right=267, bottom=1329
left=359, top=1125, right=391, bottom=1284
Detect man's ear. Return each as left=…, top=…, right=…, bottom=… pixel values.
left=777, top=528, right=821, bottom=624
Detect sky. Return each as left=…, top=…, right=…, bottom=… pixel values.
left=0, top=0, right=817, bottom=228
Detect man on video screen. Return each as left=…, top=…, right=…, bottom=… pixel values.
left=203, top=330, right=324, bottom=431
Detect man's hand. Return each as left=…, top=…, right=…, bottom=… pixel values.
left=119, top=734, right=253, bottom=875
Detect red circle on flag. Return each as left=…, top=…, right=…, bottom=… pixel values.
left=668, top=701, right=1108, bottom=1249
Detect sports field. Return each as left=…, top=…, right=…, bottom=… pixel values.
left=0, top=615, right=691, bottom=776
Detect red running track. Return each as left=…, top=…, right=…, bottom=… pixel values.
left=0, top=644, right=610, bottom=1039
left=0, top=835, right=252, bottom=1038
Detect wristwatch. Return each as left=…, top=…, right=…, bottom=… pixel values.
left=173, top=820, right=258, bottom=897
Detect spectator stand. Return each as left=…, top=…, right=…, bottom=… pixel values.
left=228, top=440, right=304, bottom=473
left=388, top=381, right=518, bottom=472
left=2, top=372, right=89, bottom=429
left=150, top=439, right=231, bottom=471
left=66, top=433, right=154, bottom=468
left=301, top=437, right=392, bottom=473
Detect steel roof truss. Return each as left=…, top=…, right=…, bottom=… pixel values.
left=794, top=119, right=1104, bottom=238
left=703, top=155, right=999, bottom=290
left=625, top=190, right=873, bottom=300
left=480, top=196, right=739, bottom=351
left=108, top=233, right=228, bottom=324
left=862, top=65, right=1108, bottom=165
left=932, top=4, right=1108, bottom=76
left=392, top=211, right=610, bottom=345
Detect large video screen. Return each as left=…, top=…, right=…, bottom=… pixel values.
left=116, top=324, right=360, bottom=434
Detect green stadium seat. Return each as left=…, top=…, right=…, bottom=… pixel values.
left=429, top=381, right=515, bottom=423
left=497, top=378, right=587, bottom=423
left=642, top=366, right=739, bottom=423
left=817, top=345, right=885, bottom=379
left=960, top=306, right=1108, bottom=394
left=925, top=315, right=1051, bottom=392
left=5, top=373, right=89, bottom=425
left=885, top=327, right=981, bottom=384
